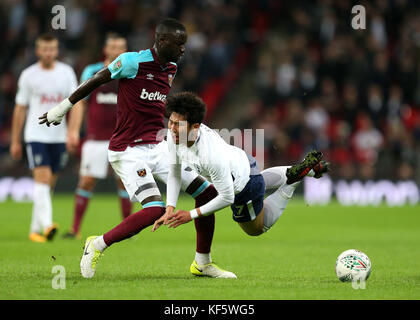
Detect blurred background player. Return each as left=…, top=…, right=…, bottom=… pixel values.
left=63, top=33, right=131, bottom=239
left=40, top=19, right=235, bottom=278
left=9, top=33, right=78, bottom=242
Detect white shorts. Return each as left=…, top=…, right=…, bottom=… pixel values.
left=108, top=141, right=208, bottom=205
left=80, top=140, right=110, bottom=179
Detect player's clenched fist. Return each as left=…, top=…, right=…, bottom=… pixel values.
left=38, top=98, right=73, bottom=127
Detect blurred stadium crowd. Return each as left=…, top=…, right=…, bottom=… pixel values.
left=0, top=0, right=419, bottom=184
left=239, top=0, right=420, bottom=182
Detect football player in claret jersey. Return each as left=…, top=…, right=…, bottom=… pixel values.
left=62, top=33, right=132, bottom=240
left=10, top=33, right=78, bottom=242
left=39, top=19, right=235, bottom=279
left=153, top=92, right=330, bottom=254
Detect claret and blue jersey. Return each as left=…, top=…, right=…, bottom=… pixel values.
left=80, top=62, right=120, bottom=141
left=107, top=48, right=177, bottom=151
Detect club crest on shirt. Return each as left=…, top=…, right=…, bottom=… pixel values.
left=168, top=74, right=174, bottom=87
left=137, top=168, right=147, bottom=177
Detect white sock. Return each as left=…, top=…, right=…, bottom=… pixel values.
left=195, top=252, right=211, bottom=265
left=261, top=166, right=289, bottom=189
left=32, top=182, right=52, bottom=231
left=307, top=169, right=315, bottom=177
left=279, top=181, right=300, bottom=199
left=261, top=166, right=315, bottom=190
left=30, top=205, right=42, bottom=234
left=263, top=189, right=290, bottom=232
left=93, top=235, right=108, bottom=252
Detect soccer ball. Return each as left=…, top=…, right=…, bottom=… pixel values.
left=335, top=249, right=372, bottom=282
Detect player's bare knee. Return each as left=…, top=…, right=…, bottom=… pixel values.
left=33, top=167, right=52, bottom=185
left=78, top=176, right=96, bottom=191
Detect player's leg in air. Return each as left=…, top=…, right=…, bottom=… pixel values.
left=236, top=151, right=330, bottom=236
left=27, top=143, right=67, bottom=242
left=63, top=141, right=132, bottom=239
left=80, top=141, right=235, bottom=279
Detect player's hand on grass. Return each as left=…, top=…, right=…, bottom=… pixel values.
left=152, top=206, right=175, bottom=232
left=166, top=210, right=192, bottom=229
left=10, top=142, right=22, bottom=160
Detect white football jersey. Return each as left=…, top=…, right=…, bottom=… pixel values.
left=167, top=124, right=251, bottom=214
left=15, top=61, right=78, bottom=143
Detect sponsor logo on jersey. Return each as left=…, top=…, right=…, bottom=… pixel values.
left=96, top=92, right=118, bottom=104
left=137, top=168, right=147, bottom=177
left=40, top=94, right=63, bottom=105
left=140, top=88, right=166, bottom=102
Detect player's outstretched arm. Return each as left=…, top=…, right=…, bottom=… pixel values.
left=38, top=67, right=112, bottom=127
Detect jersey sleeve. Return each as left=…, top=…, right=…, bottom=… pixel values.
left=166, top=133, right=182, bottom=208
left=80, top=62, right=104, bottom=83
left=108, top=52, right=140, bottom=80
left=197, top=160, right=235, bottom=215
left=15, top=70, right=30, bottom=106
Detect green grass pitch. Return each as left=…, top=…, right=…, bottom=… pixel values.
left=0, top=193, right=419, bottom=300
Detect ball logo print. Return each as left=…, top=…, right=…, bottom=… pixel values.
left=335, top=249, right=371, bottom=289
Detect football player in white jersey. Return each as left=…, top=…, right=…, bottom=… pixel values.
left=153, top=92, right=330, bottom=247
left=10, top=33, right=78, bottom=242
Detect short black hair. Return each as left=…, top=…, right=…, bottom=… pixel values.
left=156, top=18, right=186, bottom=34
left=166, top=92, right=206, bottom=124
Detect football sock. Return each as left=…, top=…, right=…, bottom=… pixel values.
left=118, top=189, right=132, bottom=219
left=103, top=206, right=165, bottom=247
left=261, top=166, right=288, bottom=189
left=92, top=235, right=107, bottom=252
left=30, top=199, right=42, bottom=234
left=261, top=166, right=315, bottom=190
left=263, top=189, right=289, bottom=232
left=72, top=189, right=92, bottom=234
left=280, top=181, right=300, bottom=198
left=193, top=185, right=217, bottom=254
left=32, top=182, right=52, bottom=232
left=263, top=181, right=299, bottom=232
left=195, top=252, right=212, bottom=265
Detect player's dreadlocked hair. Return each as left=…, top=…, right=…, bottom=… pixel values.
left=166, top=92, right=206, bottom=124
